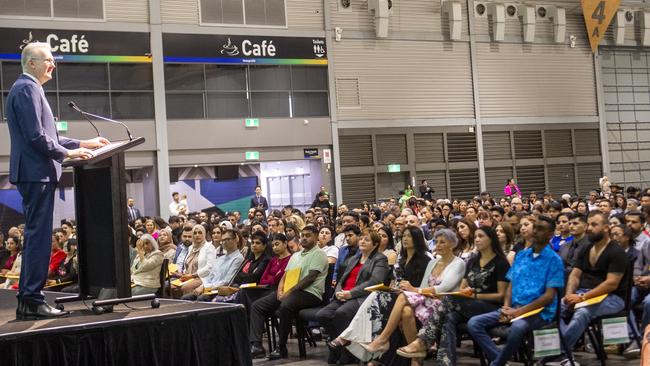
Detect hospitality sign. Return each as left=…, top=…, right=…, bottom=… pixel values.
left=163, top=33, right=327, bottom=65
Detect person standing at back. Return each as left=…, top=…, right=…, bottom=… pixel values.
left=7, top=42, right=109, bottom=320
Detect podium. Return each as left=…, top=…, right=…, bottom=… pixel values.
left=55, top=137, right=159, bottom=313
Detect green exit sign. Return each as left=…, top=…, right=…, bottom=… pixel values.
left=245, top=118, right=259, bottom=128
left=387, top=164, right=401, bottom=173
left=245, top=151, right=260, bottom=160
left=56, top=121, right=68, bottom=132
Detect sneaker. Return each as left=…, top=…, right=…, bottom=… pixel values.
left=584, top=339, right=594, bottom=353
left=623, top=342, right=640, bottom=359
left=545, top=358, right=580, bottom=366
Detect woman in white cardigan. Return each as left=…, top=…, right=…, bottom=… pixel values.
left=131, top=234, right=164, bottom=295
left=362, top=228, right=465, bottom=354
left=178, top=224, right=217, bottom=299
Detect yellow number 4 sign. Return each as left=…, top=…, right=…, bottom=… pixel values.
left=582, top=0, right=621, bottom=53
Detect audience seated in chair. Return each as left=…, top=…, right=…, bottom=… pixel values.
left=249, top=225, right=328, bottom=360
left=317, top=227, right=389, bottom=364
left=131, top=234, right=164, bottom=296
left=207, top=230, right=270, bottom=303
left=468, top=215, right=564, bottom=366
left=545, top=211, right=628, bottom=365
left=396, top=226, right=510, bottom=366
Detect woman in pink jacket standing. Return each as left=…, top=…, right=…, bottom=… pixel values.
left=503, top=178, right=522, bottom=198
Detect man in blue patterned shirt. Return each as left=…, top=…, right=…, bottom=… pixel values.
left=469, top=215, right=565, bottom=366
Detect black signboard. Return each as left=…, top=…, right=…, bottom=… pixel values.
left=0, top=28, right=150, bottom=62
left=304, top=148, right=320, bottom=159
left=162, top=33, right=327, bottom=65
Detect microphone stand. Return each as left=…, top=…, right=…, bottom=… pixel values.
left=68, top=102, right=134, bottom=141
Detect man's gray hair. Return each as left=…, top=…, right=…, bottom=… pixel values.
left=140, top=233, right=159, bottom=251
left=433, top=228, right=459, bottom=249
left=21, top=42, right=51, bottom=70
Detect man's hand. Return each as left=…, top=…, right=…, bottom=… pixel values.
left=80, top=137, right=110, bottom=149
left=277, top=289, right=284, bottom=301
left=564, top=294, right=583, bottom=306
left=67, top=148, right=93, bottom=160
left=499, top=306, right=517, bottom=323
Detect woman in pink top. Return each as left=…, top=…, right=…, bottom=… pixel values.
left=239, top=233, right=292, bottom=318
left=503, top=178, right=522, bottom=198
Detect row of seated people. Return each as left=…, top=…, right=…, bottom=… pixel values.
left=324, top=211, right=629, bottom=366
left=0, top=230, right=78, bottom=292
left=154, top=210, right=634, bottom=365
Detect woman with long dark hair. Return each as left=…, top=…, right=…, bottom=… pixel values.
left=361, top=229, right=464, bottom=357
left=396, top=226, right=510, bottom=366
left=455, top=218, right=477, bottom=260
left=328, top=226, right=431, bottom=362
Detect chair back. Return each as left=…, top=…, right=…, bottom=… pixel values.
left=322, top=263, right=335, bottom=305
left=622, top=261, right=634, bottom=312
left=157, top=258, right=169, bottom=297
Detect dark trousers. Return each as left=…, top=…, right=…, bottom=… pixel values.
left=249, top=289, right=321, bottom=347
left=240, top=287, right=274, bottom=321
left=317, top=298, right=363, bottom=363
left=316, top=297, right=363, bottom=339
left=16, top=182, right=57, bottom=304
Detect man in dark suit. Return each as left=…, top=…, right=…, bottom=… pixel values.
left=127, top=197, right=142, bottom=224
left=316, top=228, right=389, bottom=364
left=250, top=185, right=269, bottom=212
left=7, top=42, right=109, bottom=320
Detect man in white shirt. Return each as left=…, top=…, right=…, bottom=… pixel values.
left=169, top=192, right=188, bottom=216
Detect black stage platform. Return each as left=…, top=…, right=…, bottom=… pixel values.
left=0, top=289, right=252, bottom=366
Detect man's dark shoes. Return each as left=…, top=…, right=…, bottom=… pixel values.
left=268, top=346, right=288, bottom=360
left=250, top=343, right=266, bottom=359
left=16, top=301, right=69, bottom=320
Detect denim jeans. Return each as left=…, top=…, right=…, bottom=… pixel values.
left=468, top=309, right=548, bottom=366
left=560, top=289, right=625, bottom=350
left=630, top=287, right=650, bottom=332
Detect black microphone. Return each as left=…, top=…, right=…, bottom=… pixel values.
left=68, top=101, right=101, bottom=137
left=67, top=101, right=134, bottom=141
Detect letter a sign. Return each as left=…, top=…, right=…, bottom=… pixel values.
left=582, top=0, right=621, bottom=53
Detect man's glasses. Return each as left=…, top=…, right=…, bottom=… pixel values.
left=32, top=57, right=55, bottom=65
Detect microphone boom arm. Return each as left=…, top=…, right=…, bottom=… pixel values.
left=77, top=110, right=134, bottom=141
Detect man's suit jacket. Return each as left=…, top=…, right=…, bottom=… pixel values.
left=335, top=250, right=389, bottom=299
left=127, top=206, right=142, bottom=222
left=7, top=74, right=79, bottom=184
left=250, top=195, right=269, bottom=210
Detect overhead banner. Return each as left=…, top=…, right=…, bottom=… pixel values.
left=0, top=28, right=151, bottom=63
left=581, top=0, right=621, bottom=53
left=163, top=33, right=327, bottom=65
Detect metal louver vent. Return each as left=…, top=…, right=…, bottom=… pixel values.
left=574, top=129, right=601, bottom=156
left=336, top=78, right=361, bottom=109
left=416, top=171, right=448, bottom=198
left=547, top=164, right=576, bottom=196
left=414, top=134, right=445, bottom=163
left=544, top=130, right=573, bottom=157
left=376, top=134, right=408, bottom=165
left=482, top=132, right=512, bottom=160
left=341, top=174, right=376, bottom=208
left=447, top=133, right=477, bottom=162
left=339, top=135, right=373, bottom=167
left=514, top=131, right=543, bottom=159
left=516, top=165, right=545, bottom=195
left=577, top=163, right=602, bottom=196
left=449, top=169, right=480, bottom=200
left=486, top=167, right=513, bottom=196
left=377, top=172, right=409, bottom=200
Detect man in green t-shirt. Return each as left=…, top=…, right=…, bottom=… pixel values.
left=249, top=225, right=328, bottom=360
